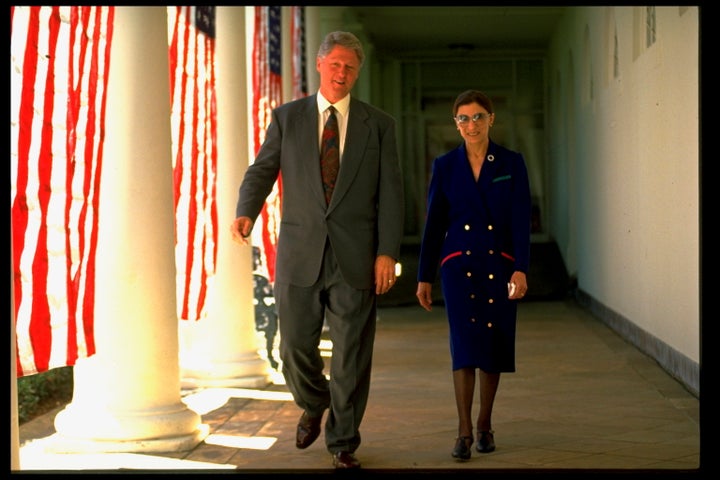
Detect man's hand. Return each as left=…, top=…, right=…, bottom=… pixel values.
left=230, top=217, right=253, bottom=245
left=374, top=255, right=397, bottom=295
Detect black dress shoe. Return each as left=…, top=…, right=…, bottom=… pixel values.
left=476, top=430, right=495, bottom=453
left=295, top=412, right=322, bottom=449
left=451, top=435, right=473, bottom=460
left=332, top=451, right=361, bottom=469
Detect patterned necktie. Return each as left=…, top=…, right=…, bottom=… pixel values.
left=320, top=106, right=339, bottom=204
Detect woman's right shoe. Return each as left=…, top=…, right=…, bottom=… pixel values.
left=451, top=435, right=474, bottom=460
left=476, top=430, right=496, bottom=453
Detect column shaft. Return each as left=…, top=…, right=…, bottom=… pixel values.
left=52, top=6, right=204, bottom=453
left=178, top=6, right=271, bottom=388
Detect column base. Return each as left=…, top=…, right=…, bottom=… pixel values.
left=29, top=424, right=209, bottom=454
left=52, top=401, right=205, bottom=452
left=181, top=356, right=272, bottom=389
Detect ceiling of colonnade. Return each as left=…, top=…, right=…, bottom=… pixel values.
left=347, top=6, right=567, bottom=57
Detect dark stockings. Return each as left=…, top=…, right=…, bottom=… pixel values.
left=477, top=369, right=500, bottom=432
left=452, top=368, right=501, bottom=438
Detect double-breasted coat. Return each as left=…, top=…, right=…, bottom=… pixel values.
left=418, top=140, right=531, bottom=372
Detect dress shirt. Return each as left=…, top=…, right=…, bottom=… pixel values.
left=317, top=93, right=350, bottom=161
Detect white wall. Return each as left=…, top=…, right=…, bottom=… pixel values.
left=546, top=7, right=700, bottom=369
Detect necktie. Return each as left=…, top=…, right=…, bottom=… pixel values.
left=320, top=106, right=339, bottom=204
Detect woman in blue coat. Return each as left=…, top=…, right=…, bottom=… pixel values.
left=416, top=90, right=531, bottom=460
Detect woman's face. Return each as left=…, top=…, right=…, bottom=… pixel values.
left=454, top=102, right=494, bottom=146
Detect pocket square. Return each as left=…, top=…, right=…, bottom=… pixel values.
left=492, top=174, right=511, bottom=183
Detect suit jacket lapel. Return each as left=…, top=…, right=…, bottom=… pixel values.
left=295, top=96, right=327, bottom=207
left=328, top=98, right=369, bottom=211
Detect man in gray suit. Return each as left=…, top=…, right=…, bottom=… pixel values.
left=231, top=31, right=404, bottom=469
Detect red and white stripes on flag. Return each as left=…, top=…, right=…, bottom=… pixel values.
left=290, top=6, right=308, bottom=101
left=168, top=6, right=218, bottom=322
left=11, top=6, right=114, bottom=377
left=252, top=6, right=283, bottom=283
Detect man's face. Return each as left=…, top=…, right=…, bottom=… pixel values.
left=316, top=45, right=360, bottom=103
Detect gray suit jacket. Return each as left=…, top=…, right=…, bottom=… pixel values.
left=236, top=94, right=405, bottom=290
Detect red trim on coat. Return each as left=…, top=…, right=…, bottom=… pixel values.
left=440, top=251, right=463, bottom=266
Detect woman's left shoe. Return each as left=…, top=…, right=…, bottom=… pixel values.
left=476, top=430, right=496, bottom=453
left=451, top=435, right=474, bottom=460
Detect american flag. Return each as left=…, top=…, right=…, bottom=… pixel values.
left=11, top=6, right=115, bottom=377
left=252, top=6, right=283, bottom=282
left=290, top=6, right=308, bottom=101
left=168, top=6, right=218, bottom=322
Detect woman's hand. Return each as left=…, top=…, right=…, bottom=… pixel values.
left=416, top=281, right=433, bottom=311
left=507, top=271, right=528, bottom=300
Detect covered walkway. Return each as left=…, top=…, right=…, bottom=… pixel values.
left=18, top=300, right=700, bottom=476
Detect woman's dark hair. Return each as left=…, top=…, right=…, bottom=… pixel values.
left=453, top=90, right=494, bottom=116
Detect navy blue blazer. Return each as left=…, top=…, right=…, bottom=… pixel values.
left=418, top=140, right=531, bottom=284
left=417, top=140, right=531, bottom=371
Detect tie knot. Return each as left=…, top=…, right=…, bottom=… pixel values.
left=324, top=106, right=338, bottom=130
left=326, top=106, right=337, bottom=121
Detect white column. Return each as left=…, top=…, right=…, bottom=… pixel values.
left=50, top=6, right=204, bottom=453
left=305, top=7, right=321, bottom=95
left=178, top=6, right=271, bottom=388
left=11, top=245, right=20, bottom=469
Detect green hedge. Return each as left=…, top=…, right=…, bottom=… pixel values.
left=17, top=366, right=73, bottom=424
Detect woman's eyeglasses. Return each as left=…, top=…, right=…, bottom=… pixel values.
left=454, top=113, right=492, bottom=125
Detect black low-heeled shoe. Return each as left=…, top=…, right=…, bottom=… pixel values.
left=451, top=435, right=474, bottom=460
left=476, top=430, right=495, bottom=453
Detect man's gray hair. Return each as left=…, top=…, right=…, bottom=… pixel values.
left=317, top=31, right=365, bottom=68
